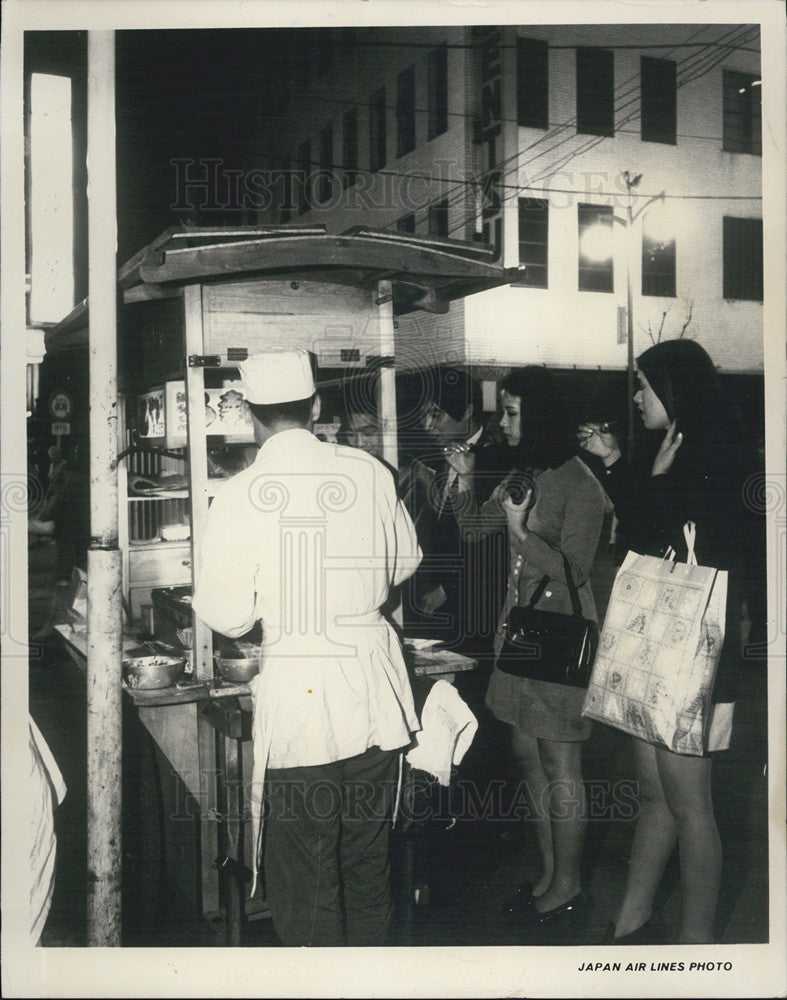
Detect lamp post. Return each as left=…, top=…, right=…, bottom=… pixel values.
left=618, top=172, right=665, bottom=461
left=578, top=173, right=667, bottom=458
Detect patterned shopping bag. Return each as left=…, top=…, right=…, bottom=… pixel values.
left=582, top=523, right=728, bottom=755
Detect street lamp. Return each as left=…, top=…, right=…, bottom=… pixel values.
left=620, top=171, right=665, bottom=461
left=579, top=172, right=666, bottom=460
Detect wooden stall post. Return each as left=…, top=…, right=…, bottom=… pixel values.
left=85, top=29, right=123, bottom=947
left=182, top=282, right=221, bottom=919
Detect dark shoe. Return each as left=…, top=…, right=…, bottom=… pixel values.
left=524, top=891, right=592, bottom=928
left=500, top=881, right=535, bottom=920
left=603, top=914, right=666, bottom=945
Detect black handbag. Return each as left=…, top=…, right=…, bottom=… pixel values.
left=497, top=555, right=599, bottom=687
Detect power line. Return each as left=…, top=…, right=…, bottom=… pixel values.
left=269, top=24, right=757, bottom=199
left=432, top=24, right=756, bottom=237
left=193, top=26, right=759, bottom=137
left=442, top=24, right=761, bottom=238
left=195, top=24, right=760, bottom=235
left=286, top=32, right=762, bottom=54
left=396, top=23, right=757, bottom=229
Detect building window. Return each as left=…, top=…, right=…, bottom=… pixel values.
left=517, top=37, right=548, bottom=130
left=576, top=47, right=614, bottom=137
left=723, top=217, right=763, bottom=300
left=427, top=44, right=448, bottom=140
left=723, top=70, right=762, bottom=155
left=28, top=73, right=74, bottom=323
left=517, top=198, right=548, bottom=288
left=396, top=214, right=416, bottom=233
left=318, top=125, right=333, bottom=204
left=369, top=87, right=386, bottom=172
left=397, top=65, right=416, bottom=157
left=642, top=233, right=676, bottom=297
left=428, top=199, right=449, bottom=238
left=297, top=139, right=311, bottom=213
left=578, top=204, right=614, bottom=292
left=641, top=57, right=676, bottom=145
left=343, top=109, right=358, bottom=188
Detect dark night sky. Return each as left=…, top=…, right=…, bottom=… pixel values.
left=25, top=28, right=292, bottom=279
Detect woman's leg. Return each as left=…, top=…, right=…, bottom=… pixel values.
left=614, top=738, right=678, bottom=937
left=508, top=724, right=553, bottom=896
left=655, top=748, right=720, bottom=943
left=533, top=738, right=586, bottom=912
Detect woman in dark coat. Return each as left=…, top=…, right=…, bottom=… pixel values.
left=579, top=339, right=745, bottom=944
left=446, top=366, right=605, bottom=929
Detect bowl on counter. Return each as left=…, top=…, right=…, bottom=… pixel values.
left=123, top=654, right=186, bottom=690
left=214, top=646, right=261, bottom=684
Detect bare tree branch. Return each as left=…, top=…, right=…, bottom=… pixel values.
left=679, top=300, right=694, bottom=338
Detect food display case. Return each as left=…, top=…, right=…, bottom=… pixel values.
left=137, top=380, right=255, bottom=448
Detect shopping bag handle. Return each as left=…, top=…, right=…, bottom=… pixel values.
left=663, top=521, right=697, bottom=566
left=683, top=521, right=697, bottom=566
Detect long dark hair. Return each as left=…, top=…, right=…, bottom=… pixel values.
left=636, top=339, right=741, bottom=475
left=499, top=366, right=577, bottom=471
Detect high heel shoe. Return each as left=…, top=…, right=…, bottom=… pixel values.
left=500, top=881, right=536, bottom=921
left=523, top=891, right=593, bottom=928
left=602, top=913, right=666, bottom=945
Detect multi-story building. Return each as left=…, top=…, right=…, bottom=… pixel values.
left=260, top=23, right=762, bottom=375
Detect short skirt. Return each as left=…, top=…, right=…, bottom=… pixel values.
left=485, top=666, right=593, bottom=742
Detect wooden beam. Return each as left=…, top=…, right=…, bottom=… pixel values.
left=118, top=225, right=329, bottom=288
left=122, top=283, right=184, bottom=304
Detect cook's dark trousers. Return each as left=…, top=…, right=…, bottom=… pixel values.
left=263, top=745, right=399, bottom=946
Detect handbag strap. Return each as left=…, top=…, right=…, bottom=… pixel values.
left=519, top=555, right=583, bottom=618
left=561, top=555, right=584, bottom=618
left=525, top=575, right=550, bottom=608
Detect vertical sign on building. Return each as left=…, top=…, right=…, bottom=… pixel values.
left=474, top=26, right=504, bottom=259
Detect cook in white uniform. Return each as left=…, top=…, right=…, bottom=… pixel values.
left=193, top=350, right=421, bottom=946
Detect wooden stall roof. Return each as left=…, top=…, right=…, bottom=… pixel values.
left=118, top=225, right=521, bottom=311
left=46, top=225, right=523, bottom=352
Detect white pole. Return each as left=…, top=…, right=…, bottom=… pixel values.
left=376, top=279, right=399, bottom=471
left=625, top=198, right=635, bottom=463
left=86, top=29, right=122, bottom=946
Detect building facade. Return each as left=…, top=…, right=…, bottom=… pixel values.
left=259, top=23, right=763, bottom=374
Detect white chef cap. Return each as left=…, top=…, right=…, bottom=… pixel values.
left=239, top=351, right=315, bottom=405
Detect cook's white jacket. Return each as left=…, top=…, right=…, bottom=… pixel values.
left=193, top=428, right=422, bottom=885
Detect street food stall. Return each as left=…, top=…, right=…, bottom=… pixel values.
left=46, top=224, right=519, bottom=942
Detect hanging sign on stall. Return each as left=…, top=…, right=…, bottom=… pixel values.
left=49, top=392, right=73, bottom=442
left=49, top=391, right=73, bottom=421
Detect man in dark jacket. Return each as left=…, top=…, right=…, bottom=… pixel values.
left=401, top=366, right=508, bottom=663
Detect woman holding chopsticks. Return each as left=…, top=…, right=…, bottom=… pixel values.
left=446, top=366, right=605, bottom=936
left=579, top=339, right=746, bottom=945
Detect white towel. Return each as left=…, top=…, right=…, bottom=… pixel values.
left=405, top=680, right=477, bottom=786
left=30, top=718, right=67, bottom=943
